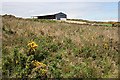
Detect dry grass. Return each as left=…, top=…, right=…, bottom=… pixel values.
left=2, top=15, right=119, bottom=78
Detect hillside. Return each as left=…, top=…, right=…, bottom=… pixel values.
left=2, top=15, right=119, bottom=78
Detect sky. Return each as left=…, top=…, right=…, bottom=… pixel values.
left=1, top=2, right=119, bottom=22
left=2, top=0, right=120, bottom=2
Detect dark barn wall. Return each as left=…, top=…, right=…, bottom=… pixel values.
left=38, top=15, right=55, bottom=19
left=35, top=12, right=67, bottom=20
left=55, top=13, right=67, bottom=20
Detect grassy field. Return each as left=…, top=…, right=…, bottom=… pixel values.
left=2, top=15, right=119, bottom=78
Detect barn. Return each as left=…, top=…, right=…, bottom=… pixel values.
left=32, top=12, right=67, bottom=20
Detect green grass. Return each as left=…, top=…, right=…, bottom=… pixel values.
left=2, top=15, right=119, bottom=78
left=99, top=23, right=112, bottom=27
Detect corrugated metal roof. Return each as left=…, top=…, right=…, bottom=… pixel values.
left=32, top=12, right=66, bottom=17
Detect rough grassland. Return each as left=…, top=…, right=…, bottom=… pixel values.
left=2, top=15, right=119, bottom=78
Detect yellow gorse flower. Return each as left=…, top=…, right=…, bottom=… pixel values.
left=28, top=41, right=38, bottom=50
left=32, top=66, right=47, bottom=76
left=103, top=42, right=109, bottom=49
left=32, top=60, right=46, bottom=68
left=40, top=69, right=47, bottom=75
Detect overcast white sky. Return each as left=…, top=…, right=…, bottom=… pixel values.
left=1, top=0, right=119, bottom=21
left=2, top=0, right=120, bottom=2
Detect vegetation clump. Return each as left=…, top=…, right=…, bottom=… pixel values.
left=2, top=15, right=119, bottom=78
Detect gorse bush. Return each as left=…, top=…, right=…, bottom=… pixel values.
left=2, top=36, right=119, bottom=78
left=2, top=41, right=47, bottom=79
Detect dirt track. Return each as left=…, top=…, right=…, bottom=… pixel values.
left=65, top=20, right=87, bottom=24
